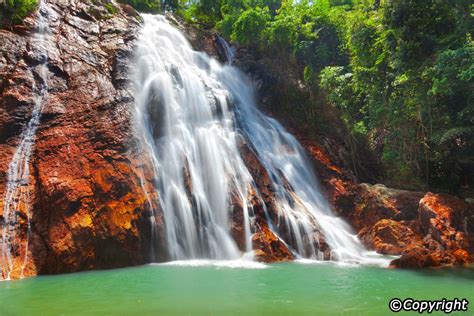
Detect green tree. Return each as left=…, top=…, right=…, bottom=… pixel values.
left=231, top=7, right=270, bottom=47
left=1, top=0, right=38, bottom=27
left=117, top=0, right=162, bottom=13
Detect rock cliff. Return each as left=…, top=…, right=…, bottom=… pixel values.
left=0, top=0, right=164, bottom=278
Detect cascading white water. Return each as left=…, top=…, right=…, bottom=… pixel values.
left=216, top=34, right=236, bottom=64
left=134, top=15, right=387, bottom=265
left=221, top=68, right=367, bottom=261
left=134, top=15, right=258, bottom=260
left=0, top=0, right=51, bottom=280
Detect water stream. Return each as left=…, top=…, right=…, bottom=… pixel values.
left=216, top=34, right=236, bottom=64
left=134, top=15, right=257, bottom=260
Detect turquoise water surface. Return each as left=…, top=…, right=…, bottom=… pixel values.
left=0, top=261, right=473, bottom=315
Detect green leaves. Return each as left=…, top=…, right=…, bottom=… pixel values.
left=430, top=41, right=474, bottom=97
left=231, top=6, right=270, bottom=46
left=439, top=127, right=474, bottom=146
left=117, top=0, right=162, bottom=13
left=1, top=0, right=38, bottom=27
left=316, top=0, right=473, bottom=191
left=182, top=0, right=472, bottom=192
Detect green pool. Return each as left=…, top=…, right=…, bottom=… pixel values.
left=1, top=261, right=473, bottom=315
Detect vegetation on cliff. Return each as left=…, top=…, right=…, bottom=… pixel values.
left=156, top=0, right=472, bottom=195
left=0, top=0, right=38, bottom=27
left=116, top=0, right=179, bottom=13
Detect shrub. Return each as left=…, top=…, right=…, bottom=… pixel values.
left=231, top=7, right=270, bottom=47
left=116, top=0, right=161, bottom=13
left=0, top=0, right=38, bottom=27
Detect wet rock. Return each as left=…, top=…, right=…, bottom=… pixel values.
left=232, top=141, right=296, bottom=261
left=389, top=246, right=439, bottom=269
left=418, top=193, right=471, bottom=248
left=359, top=219, right=421, bottom=255
left=238, top=138, right=334, bottom=261
left=0, top=0, right=165, bottom=278
left=252, top=224, right=294, bottom=263
left=346, top=184, right=424, bottom=233
left=167, top=14, right=222, bottom=62
left=413, top=193, right=473, bottom=267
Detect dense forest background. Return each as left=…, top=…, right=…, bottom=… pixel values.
left=2, top=0, right=473, bottom=196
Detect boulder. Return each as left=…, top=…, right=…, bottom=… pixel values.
left=359, top=219, right=421, bottom=255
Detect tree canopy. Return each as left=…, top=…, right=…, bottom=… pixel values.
left=181, top=0, right=473, bottom=194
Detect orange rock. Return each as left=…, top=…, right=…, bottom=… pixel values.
left=360, top=219, right=422, bottom=255
left=416, top=193, right=473, bottom=265
left=452, top=249, right=470, bottom=263
left=297, top=136, right=473, bottom=268
left=252, top=224, right=294, bottom=263
left=0, top=0, right=165, bottom=278
left=390, top=246, right=439, bottom=269
left=304, top=144, right=343, bottom=175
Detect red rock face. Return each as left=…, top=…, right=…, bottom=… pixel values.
left=389, top=193, right=472, bottom=268
left=0, top=0, right=164, bottom=278
left=0, top=1, right=304, bottom=278
left=360, top=219, right=421, bottom=255
left=234, top=141, right=296, bottom=262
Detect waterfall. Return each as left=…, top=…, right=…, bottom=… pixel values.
left=134, top=15, right=257, bottom=260
left=216, top=34, right=236, bottom=64
left=134, top=15, right=385, bottom=264
left=222, top=70, right=367, bottom=261
left=0, top=0, right=51, bottom=280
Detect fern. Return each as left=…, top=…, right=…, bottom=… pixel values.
left=439, top=126, right=474, bottom=145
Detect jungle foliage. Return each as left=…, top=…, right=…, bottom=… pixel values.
left=0, top=0, right=38, bottom=27
left=179, top=0, right=473, bottom=194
